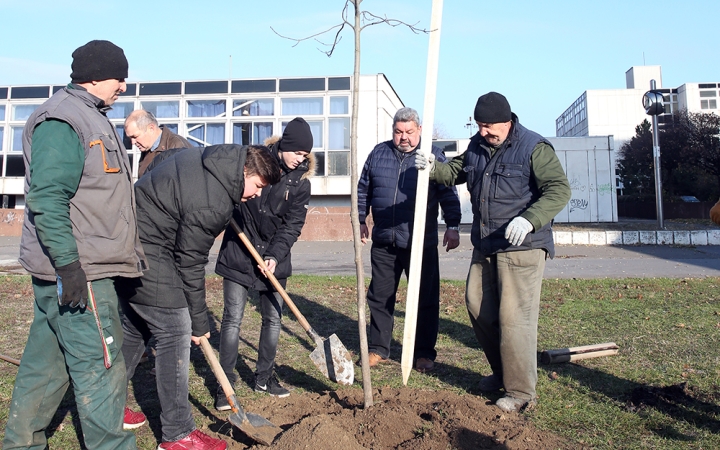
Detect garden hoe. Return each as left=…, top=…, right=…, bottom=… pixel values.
left=229, top=219, right=355, bottom=386
left=199, top=336, right=281, bottom=446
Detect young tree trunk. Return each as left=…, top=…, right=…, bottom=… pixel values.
left=348, top=0, right=373, bottom=409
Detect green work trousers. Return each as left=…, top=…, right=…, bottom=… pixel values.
left=465, top=248, right=546, bottom=401
left=2, top=277, right=136, bottom=450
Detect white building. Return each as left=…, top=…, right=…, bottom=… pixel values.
left=555, top=66, right=720, bottom=150
left=0, top=74, right=404, bottom=239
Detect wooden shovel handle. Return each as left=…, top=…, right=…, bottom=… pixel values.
left=229, top=219, right=312, bottom=333
left=199, top=336, right=239, bottom=412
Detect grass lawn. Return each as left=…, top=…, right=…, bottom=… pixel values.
left=0, top=274, right=719, bottom=449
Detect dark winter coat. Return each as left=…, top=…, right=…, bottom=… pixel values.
left=121, top=144, right=248, bottom=337
left=357, top=140, right=461, bottom=249
left=215, top=136, right=314, bottom=291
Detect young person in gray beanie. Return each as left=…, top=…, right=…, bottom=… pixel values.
left=416, top=91, right=571, bottom=413
left=5, top=39, right=147, bottom=449
left=213, top=117, right=315, bottom=406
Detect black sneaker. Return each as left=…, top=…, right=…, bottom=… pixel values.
left=214, top=387, right=231, bottom=411
left=254, top=375, right=290, bottom=398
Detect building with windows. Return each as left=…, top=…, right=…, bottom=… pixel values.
left=555, top=66, right=720, bottom=150
left=0, top=74, right=403, bottom=239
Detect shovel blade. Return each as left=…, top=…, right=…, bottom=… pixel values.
left=228, top=411, right=282, bottom=446
left=309, top=333, right=354, bottom=386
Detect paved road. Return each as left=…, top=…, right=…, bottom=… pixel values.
left=4, top=234, right=720, bottom=279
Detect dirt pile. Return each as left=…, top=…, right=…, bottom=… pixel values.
left=222, top=388, right=570, bottom=449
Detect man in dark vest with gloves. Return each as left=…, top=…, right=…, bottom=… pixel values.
left=214, top=117, right=314, bottom=406
left=6, top=40, right=147, bottom=449
left=417, top=92, right=571, bottom=412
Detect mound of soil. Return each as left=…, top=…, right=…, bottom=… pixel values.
left=219, top=388, right=570, bottom=449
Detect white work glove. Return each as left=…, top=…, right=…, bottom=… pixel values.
left=414, top=150, right=435, bottom=171
left=505, top=216, right=533, bottom=246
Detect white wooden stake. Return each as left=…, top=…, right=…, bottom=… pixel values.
left=401, top=0, right=443, bottom=385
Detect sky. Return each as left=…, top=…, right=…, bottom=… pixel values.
left=1, top=0, right=718, bottom=138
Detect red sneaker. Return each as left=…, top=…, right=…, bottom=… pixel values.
left=158, top=429, right=227, bottom=450
left=123, top=407, right=147, bottom=430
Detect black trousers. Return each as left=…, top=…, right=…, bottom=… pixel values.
left=366, top=243, right=440, bottom=361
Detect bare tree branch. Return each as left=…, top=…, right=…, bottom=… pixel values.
left=360, top=11, right=430, bottom=33
left=271, top=0, right=429, bottom=57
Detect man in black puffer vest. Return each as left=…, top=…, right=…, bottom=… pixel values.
left=419, top=92, right=571, bottom=413
left=214, top=118, right=314, bottom=406
left=358, top=107, right=462, bottom=374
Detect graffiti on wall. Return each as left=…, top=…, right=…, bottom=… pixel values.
left=569, top=198, right=589, bottom=213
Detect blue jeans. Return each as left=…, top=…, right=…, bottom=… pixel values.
left=3, top=278, right=135, bottom=450
left=218, top=278, right=283, bottom=385
left=465, top=248, right=546, bottom=401
left=120, top=301, right=195, bottom=442
left=366, top=243, right=440, bottom=361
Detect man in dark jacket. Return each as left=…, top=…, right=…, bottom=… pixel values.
left=357, top=107, right=461, bottom=373
left=6, top=40, right=147, bottom=450
left=214, top=117, right=314, bottom=406
left=124, top=109, right=191, bottom=178
left=419, top=92, right=571, bottom=412
left=119, top=144, right=280, bottom=450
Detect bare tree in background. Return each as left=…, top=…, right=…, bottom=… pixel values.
left=272, top=0, right=429, bottom=408
left=433, top=123, right=449, bottom=139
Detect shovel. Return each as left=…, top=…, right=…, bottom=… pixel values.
left=229, top=219, right=354, bottom=386
left=199, top=336, right=281, bottom=446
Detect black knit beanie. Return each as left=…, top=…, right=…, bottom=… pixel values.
left=279, top=117, right=313, bottom=152
left=70, top=40, right=129, bottom=83
left=473, top=92, right=512, bottom=123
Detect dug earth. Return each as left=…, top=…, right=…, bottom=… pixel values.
left=219, top=388, right=570, bottom=449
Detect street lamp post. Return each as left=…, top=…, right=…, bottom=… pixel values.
left=642, top=79, right=665, bottom=229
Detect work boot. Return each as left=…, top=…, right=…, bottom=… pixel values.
left=478, top=373, right=504, bottom=392
left=414, top=357, right=434, bottom=373
left=158, top=429, right=227, bottom=450
left=254, top=374, right=290, bottom=398
left=122, top=407, right=147, bottom=430
left=495, top=395, right=537, bottom=413
left=357, top=352, right=390, bottom=367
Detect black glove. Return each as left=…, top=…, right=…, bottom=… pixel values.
left=56, top=261, right=88, bottom=308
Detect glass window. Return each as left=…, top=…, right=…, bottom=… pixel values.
left=232, top=79, right=276, bottom=93
left=141, top=101, right=179, bottom=118
left=187, top=123, right=225, bottom=146
left=0, top=127, right=4, bottom=151
left=0, top=104, right=5, bottom=120
left=107, top=102, right=135, bottom=120
left=711, top=99, right=718, bottom=109
left=329, top=118, right=350, bottom=150
left=12, top=104, right=40, bottom=121
left=283, top=120, right=322, bottom=147
left=279, top=78, right=324, bottom=92
left=11, top=126, right=24, bottom=152
left=328, top=77, right=350, bottom=90
left=139, top=82, right=181, bottom=96
left=188, top=100, right=226, bottom=117
left=116, top=125, right=128, bottom=149
left=330, top=96, right=348, bottom=114
left=312, top=151, right=325, bottom=176
left=185, top=81, right=227, bottom=95
left=233, top=99, right=274, bottom=116
left=281, top=97, right=323, bottom=115
left=328, top=151, right=349, bottom=176
left=232, top=122, right=273, bottom=145
left=6, top=154, right=25, bottom=177
left=700, top=91, right=717, bottom=98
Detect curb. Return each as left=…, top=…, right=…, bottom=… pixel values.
left=553, top=230, right=720, bottom=246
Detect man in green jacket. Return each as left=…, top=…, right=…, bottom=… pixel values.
left=5, top=40, right=147, bottom=449
left=416, top=92, right=571, bottom=413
